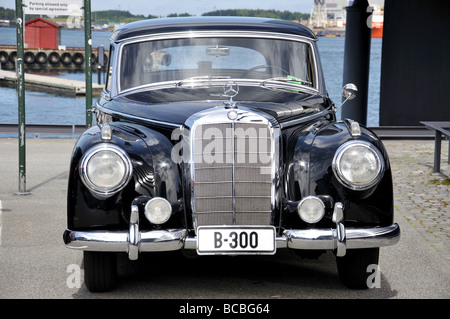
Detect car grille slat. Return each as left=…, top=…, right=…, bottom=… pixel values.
left=191, top=116, right=275, bottom=227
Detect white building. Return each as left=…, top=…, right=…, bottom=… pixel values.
left=310, top=0, right=385, bottom=29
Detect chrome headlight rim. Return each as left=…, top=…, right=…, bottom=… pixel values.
left=79, top=143, right=133, bottom=196
left=332, top=140, right=385, bottom=191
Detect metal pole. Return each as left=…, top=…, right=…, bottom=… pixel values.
left=341, top=0, right=372, bottom=125
left=84, top=0, right=92, bottom=127
left=97, top=44, right=104, bottom=85
left=15, top=0, right=29, bottom=195
left=433, top=131, right=441, bottom=173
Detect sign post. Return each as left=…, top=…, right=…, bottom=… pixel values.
left=15, top=1, right=86, bottom=193
left=15, top=0, right=29, bottom=195
left=84, top=0, right=92, bottom=127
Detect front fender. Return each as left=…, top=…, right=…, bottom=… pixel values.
left=285, top=121, right=393, bottom=229
left=67, top=123, right=182, bottom=230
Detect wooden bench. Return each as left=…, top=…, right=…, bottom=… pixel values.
left=420, top=121, right=450, bottom=173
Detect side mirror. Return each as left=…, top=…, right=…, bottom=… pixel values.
left=342, top=83, right=358, bottom=100
left=334, top=83, right=358, bottom=113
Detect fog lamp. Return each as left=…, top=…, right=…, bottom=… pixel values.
left=144, top=197, right=172, bottom=224
left=298, top=196, right=325, bottom=224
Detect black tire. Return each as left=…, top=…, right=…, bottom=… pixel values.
left=35, top=52, right=47, bottom=65
left=60, top=52, right=72, bottom=66
left=336, top=248, right=379, bottom=289
left=48, top=51, right=60, bottom=65
left=9, top=51, right=17, bottom=64
left=24, top=51, right=35, bottom=64
left=91, top=53, right=97, bottom=66
left=72, top=52, right=84, bottom=66
left=83, top=251, right=118, bottom=292
left=0, top=51, right=9, bottom=64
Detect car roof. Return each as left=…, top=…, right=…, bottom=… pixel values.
left=111, top=16, right=317, bottom=42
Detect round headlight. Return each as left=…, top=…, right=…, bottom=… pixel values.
left=80, top=144, right=133, bottom=195
left=298, top=196, right=325, bottom=224
left=332, top=141, right=384, bottom=190
left=144, top=197, right=172, bottom=224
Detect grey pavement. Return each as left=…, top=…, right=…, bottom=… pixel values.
left=384, top=140, right=450, bottom=265
left=0, top=137, right=449, bottom=299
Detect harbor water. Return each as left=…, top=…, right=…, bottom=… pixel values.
left=0, top=27, right=382, bottom=126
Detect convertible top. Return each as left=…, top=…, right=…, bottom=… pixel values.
left=111, top=16, right=317, bottom=42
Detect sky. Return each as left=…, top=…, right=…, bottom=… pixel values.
left=1, top=0, right=314, bottom=17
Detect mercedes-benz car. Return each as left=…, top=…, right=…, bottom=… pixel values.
left=63, top=17, right=400, bottom=292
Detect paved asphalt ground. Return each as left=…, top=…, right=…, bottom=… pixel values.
left=0, top=138, right=449, bottom=300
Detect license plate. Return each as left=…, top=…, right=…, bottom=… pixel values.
left=197, top=226, right=276, bottom=255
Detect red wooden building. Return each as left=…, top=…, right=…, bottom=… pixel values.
left=25, top=18, right=61, bottom=49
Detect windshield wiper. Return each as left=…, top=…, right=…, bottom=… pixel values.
left=174, top=76, right=231, bottom=87
left=259, top=76, right=314, bottom=94
left=260, top=76, right=313, bottom=87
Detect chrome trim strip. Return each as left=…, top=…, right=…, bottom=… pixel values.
left=63, top=230, right=129, bottom=251
left=114, top=30, right=317, bottom=45
left=140, top=229, right=187, bottom=251
left=114, top=30, right=319, bottom=95
left=63, top=229, right=187, bottom=254
left=333, top=202, right=346, bottom=257
left=128, top=205, right=139, bottom=260
left=346, top=225, right=401, bottom=249
left=231, top=120, right=236, bottom=225
left=95, top=103, right=182, bottom=129
left=284, top=223, right=400, bottom=251
left=118, top=78, right=319, bottom=98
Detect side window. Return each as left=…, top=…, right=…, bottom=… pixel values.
left=105, top=45, right=115, bottom=92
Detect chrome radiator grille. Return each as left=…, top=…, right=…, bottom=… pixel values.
left=190, top=109, right=277, bottom=228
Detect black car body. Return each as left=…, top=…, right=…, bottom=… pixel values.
left=63, top=17, right=400, bottom=291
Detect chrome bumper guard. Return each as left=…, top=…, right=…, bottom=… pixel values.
left=64, top=203, right=400, bottom=260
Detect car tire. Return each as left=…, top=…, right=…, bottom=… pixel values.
left=83, top=251, right=118, bottom=292
left=336, top=248, right=379, bottom=289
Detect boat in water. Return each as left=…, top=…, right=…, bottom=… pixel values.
left=372, top=10, right=383, bottom=38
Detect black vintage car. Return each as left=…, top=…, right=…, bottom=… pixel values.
left=63, top=17, right=400, bottom=292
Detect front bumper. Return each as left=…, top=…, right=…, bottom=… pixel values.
left=63, top=224, right=400, bottom=260
left=64, top=201, right=400, bottom=259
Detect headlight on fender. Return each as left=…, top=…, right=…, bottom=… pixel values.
left=332, top=140, right=384, bottom=190
left=80, top=144, right=133, bottom=196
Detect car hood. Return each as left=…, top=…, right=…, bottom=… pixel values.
left=99, top=89, right=330, bottom=127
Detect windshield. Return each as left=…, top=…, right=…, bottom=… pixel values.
left=119, top=37, right=315, bottom=93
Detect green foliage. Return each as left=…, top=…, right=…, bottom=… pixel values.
left=91, top=10, right=150, bottom=23
left=167, top=13, right=194, bottom=18
left=90, top=8, right=310, bottom=24
left=202, top=9, right=309, bottom=21
left=0, top=6, right=15, bottom=20
left=0, top=7, right=309, bottom=25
